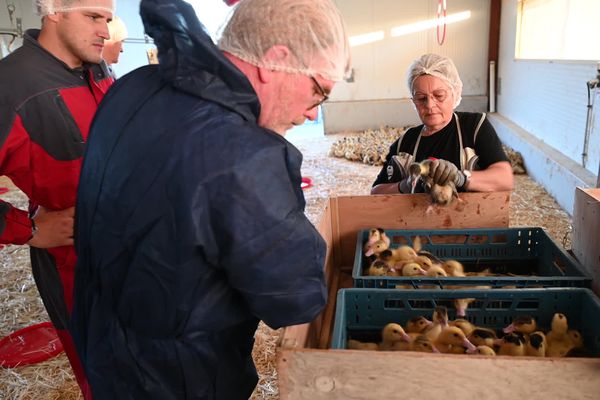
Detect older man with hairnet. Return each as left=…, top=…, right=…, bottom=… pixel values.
left=0, top=0, right=114, bottom=398
left=103, top=15, right=128, bottom=75
left=372, top=53, right=513, bottom=195
left=70, top=0, right=350, bottom=398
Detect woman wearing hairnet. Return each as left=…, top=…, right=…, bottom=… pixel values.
left=372, top=53, right=514, bottom=195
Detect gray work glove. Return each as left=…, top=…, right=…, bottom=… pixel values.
left=428, top=159, right=466, bottom=188
left=398, top=177, right=413, bottom=193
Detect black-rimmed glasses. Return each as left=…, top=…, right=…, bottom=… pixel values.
left=310, top=75, right=329, bottom=108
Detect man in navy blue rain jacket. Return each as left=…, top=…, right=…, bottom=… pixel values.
left=70, top=0, right=351, bottom=398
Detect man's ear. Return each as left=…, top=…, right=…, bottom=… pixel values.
left=257, top=45, right=290, bottom=84
left=44, top=13, right=60, bottom=23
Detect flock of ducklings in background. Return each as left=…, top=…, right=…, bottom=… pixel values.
left=363, top=227, right=496, bottom=316
left=347, top=306, right=585, bottom=358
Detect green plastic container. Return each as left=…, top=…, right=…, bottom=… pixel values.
left=331, top=287, right=600, bottom=358
left=354, top=227, right=591, bottom=288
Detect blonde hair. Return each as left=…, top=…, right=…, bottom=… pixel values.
left=108, top=16, right=128, bottom=42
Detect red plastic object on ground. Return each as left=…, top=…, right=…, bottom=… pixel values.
left=301, top=177, right=313, bottom=190
left=0, top=322, right=64, bottom=368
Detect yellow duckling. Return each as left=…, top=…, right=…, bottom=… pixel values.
left=347, top=339, right=379, bottom=351
left=471, top=345, right=496, bottom=356
left=426, top=264, right=447, bottom=277
left=434, top=326, right=477, bottom=354
left=410, top=335, right=440, bottom=353
left=453, top=297, right=475, bottom=318
left=401, top=262, right=427, bottom=277
left=378, top=323, right=412, bottom=351
left=379, top=246, right=418, bottom=265
left=449, top=318, right=476, bottom=336
left=405, top=316, right=433, bottom=334
left=546, top=313, right=584, bottom=357
left=363, top=239, right=390, bottom=257
left=442, top=260, right=466, bottom=277
left=424, top=306, right=449, bottom=342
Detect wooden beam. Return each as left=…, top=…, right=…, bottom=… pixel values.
left=572, top=188, right=600, bottom=296
left=278, top=349, right=600, bottom=400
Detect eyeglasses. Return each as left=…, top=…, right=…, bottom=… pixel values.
left=310, top=75, right=329, bottom=108
left=411, top=89, right=449, bottom=106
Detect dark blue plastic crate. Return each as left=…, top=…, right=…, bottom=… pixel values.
left=353, top=227, right=591, bottom=288
left=331, top=288, right=600, bottom=357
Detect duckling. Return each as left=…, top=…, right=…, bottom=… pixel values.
left=442, top=260, right=466, bottom=277
left=405, top=316, right=433, bottom=334
left=498, top=332, right=526, bottom=356
left=426, top=264, right=448, bottom=277
left=546, top=313, right=584, bottom=358
left=424, top=306, right=449, bottom=341
left=410, top=335, right=440, bottom=353
left=465, top=268, right=493, bottom=277
left=568, top=329, right=584, bottom=349
left=449, top=318, right=476, bottom=336
left=379, top=246, right=418, bottom=265
left=401, top=262, right=427, bottom=277
left=547, top=313, right=569, bottom=337
left=430, top=182, right=458, bottom=206
left=366, top=260, right=389, bottom=276
left=434, top=326, right=477, bottom=354
left=347, top=339, right=379, bottom=351
left=416, top=250, right=443, bottom=265
left=467, top=327, right=498, bottom=348
left=364, top=239, right=390, bottom=257
left=453, top=297, right=475, bottom=318
left=412, top=235, right=422, bottom=253
left=546, top=313, right=570, bottom=357
left=525, top=331, right=547, bottom=357
left=408, top=160, right=434, bottom=193
left=503, top=315, right=537, bottom=336
left=378, top=323, right=412, bottom=351
left=470, top=345, right=496, bottom=356
left=414, top=255, right=433, bottom=271
left=364, top=228, right=390, bottom=248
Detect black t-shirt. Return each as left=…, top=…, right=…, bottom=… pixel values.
left=372, top=112, right=509, bottom=188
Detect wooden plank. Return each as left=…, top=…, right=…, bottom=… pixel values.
left=280, top=199, right=334, bottom=349
left=572, top=187, right=600, bottom=296
left=277, top=349, right=600, bottom=400
left=335, top=192, right=510, bottom=267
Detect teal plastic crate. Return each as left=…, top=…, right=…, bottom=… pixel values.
left=331, top=288, right=600, bottom=357
left=354, top=227, right=591, bottom=288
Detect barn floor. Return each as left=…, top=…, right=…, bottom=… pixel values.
left=0, top=126, right=572, bottom=399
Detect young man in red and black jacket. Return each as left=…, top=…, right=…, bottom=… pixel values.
left=0, top=1, right=115, bottom=398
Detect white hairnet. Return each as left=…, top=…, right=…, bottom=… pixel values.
left=108, top=16, right=128, bottom=42
left=407, top=53, right=463, bottom=108
left=35, top=0, right=115, bottom=16
left=217, top=0, right=351, bottom=82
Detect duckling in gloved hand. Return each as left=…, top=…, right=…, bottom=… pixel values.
left=426, top=159, right=469, bottom=206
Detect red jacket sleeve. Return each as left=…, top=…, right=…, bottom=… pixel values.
left=0, top=113, right=35, bottom=245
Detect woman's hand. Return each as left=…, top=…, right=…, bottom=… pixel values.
left=428, top=159, right=465, bottom=187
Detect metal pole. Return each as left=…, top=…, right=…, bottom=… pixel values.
left=489, top=61, right=496, bottom=113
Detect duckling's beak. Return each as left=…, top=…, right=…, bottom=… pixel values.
left=402, top=333, right=411, bottom=342
left=503, top=323, right=516, bottom=334
left=463, top=338, right=477, bottom=352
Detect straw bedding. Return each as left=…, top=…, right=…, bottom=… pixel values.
left=0, top=128, right=571, bottom=399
